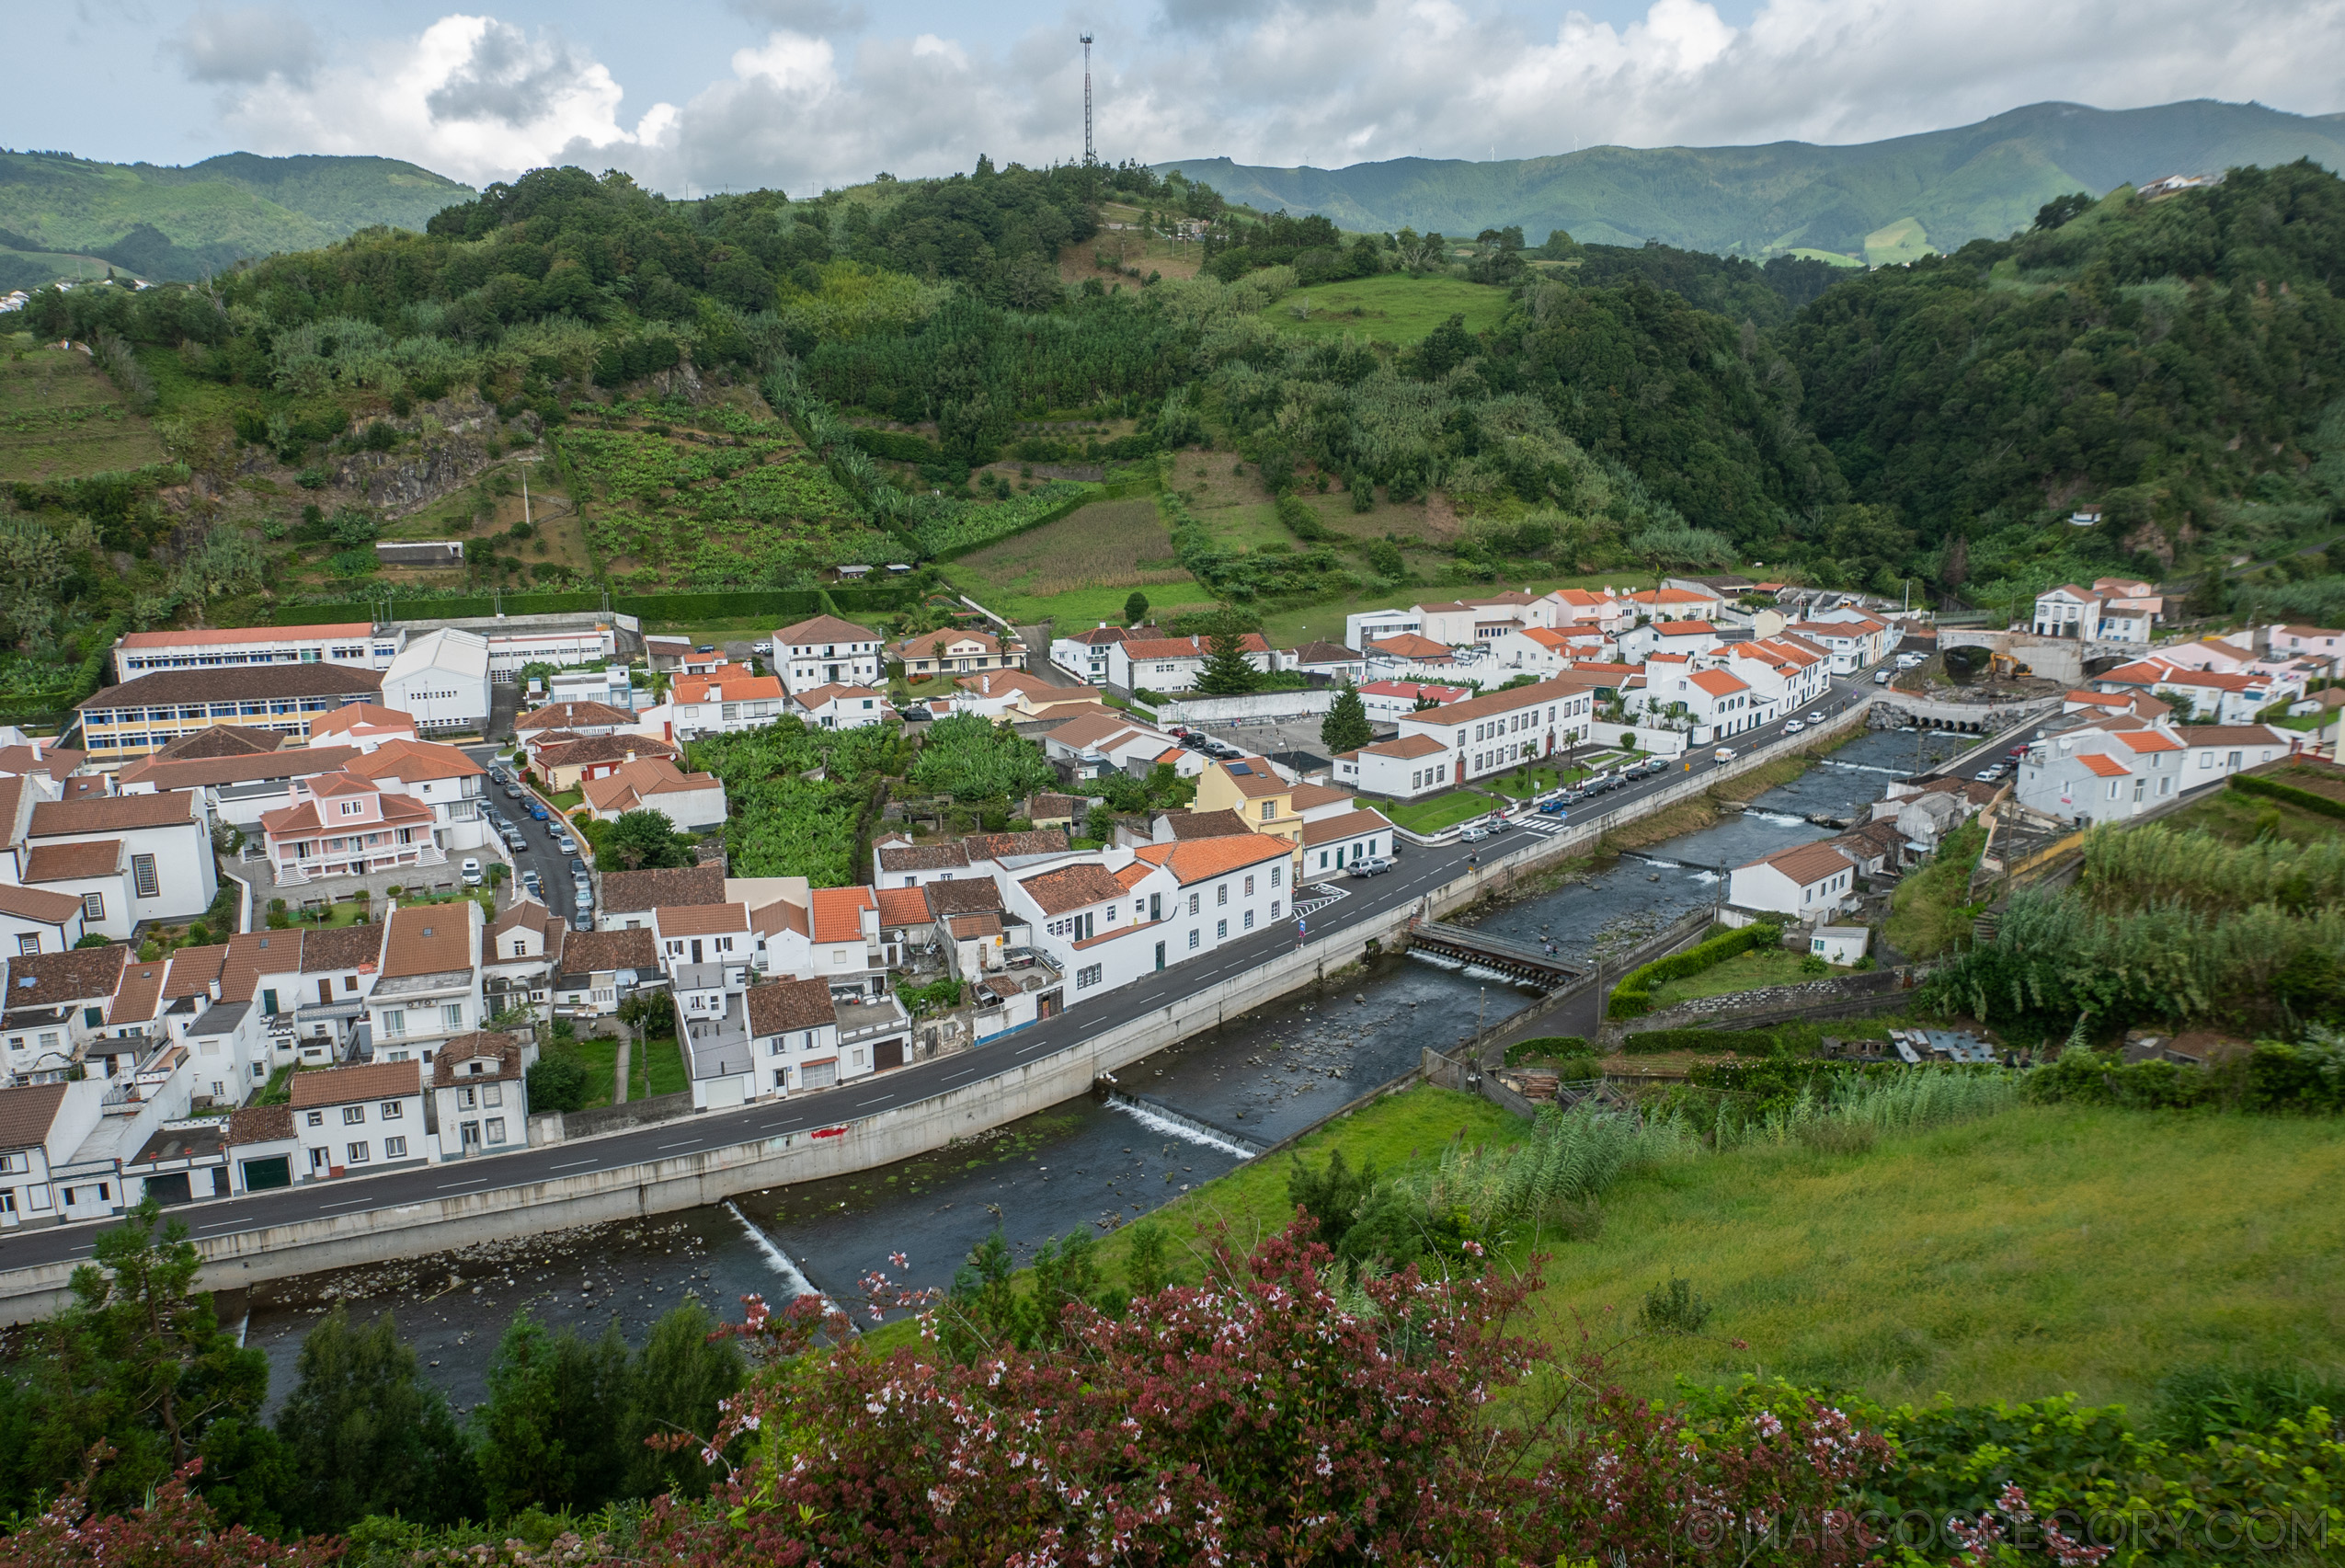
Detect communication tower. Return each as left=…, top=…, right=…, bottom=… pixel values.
left=1081, top=34, right=1096, bottom=165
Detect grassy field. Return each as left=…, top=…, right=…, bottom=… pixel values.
left=1784, top=247, right=1866, bottom=268
left=1639, top=945, right=1813, bottom=1008
left=568, top=1035, right=619, bottom=1109
left=940, top=497, right=1211, bottom=625
left=1262, top=275, right=1511, bottom=345
left=1535, top=1104, right=2345, bottom=1406
left=1863, top=217, right=1934, bottom=267
left=0, top=335, right=170, bottom=479
left=1363, top=788, right=1495, bottom=834
left=2167, top=768, right=2345, bottom=847
left=634, top=1036, right=688, bottom=1099
left=875, top=1082, right=2345, bottom=1410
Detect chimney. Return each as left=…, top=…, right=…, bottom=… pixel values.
left=30, top=740, right=42, bottom=762
left=207, top=978, right=221, bottom=1001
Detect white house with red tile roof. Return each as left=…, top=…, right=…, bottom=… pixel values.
left=2265, top=624, right=2344, bottom=675
left=1726, top=841, right=1857, bottom=921
left=1617, top=618, right=1723, bottom=665
left=772, top=615, right=885, bottom=694
left=2015, top=718, right=2205, bottom=824
left=1105, top=633, right=1273, bottom=694
left=578, top=758, right=726, bottom=831
left=664, top=665, right=785, bottom=740
left=893, top=627, right=1024, bottom=678
left=787, top=682, right=888, bottom=730
left=1533, top=588, right=1633, bottom=635
left=1622, top=587, right=1722, bottom=624
left=1485, top=625, right=1613, bottom=675
left=344, top=740, right=491, bottom=852
left=109, top=622, right=392, bottom=682
left=1645, top=664, right=1767, bottom=738
left=2094, top=658, right=2290, bottom=724
left=1356, top=680, right=1472, bottom=722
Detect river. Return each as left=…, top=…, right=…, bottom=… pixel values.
left=241, top=724, right=1955, bottom=1412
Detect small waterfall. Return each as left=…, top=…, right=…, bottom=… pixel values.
left=1407, top=948, right=1466, bottom=972
left=1818, top=760, right=1904, bottom=776
left=1745, top=809, right=1809, bottom=827
left=723, top=1201, right=824, bottom=1301
left=1103, top=1091, right=1263, bottom=1159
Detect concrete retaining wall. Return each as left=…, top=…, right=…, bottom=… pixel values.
left=1152, top=690, right=1337, bottom=725
left=0, top=696, right=1875, bottom=1321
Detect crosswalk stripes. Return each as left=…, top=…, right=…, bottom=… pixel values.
left=1291, top=882, right=1352, bottom=918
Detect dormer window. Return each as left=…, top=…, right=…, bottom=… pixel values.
left=339, top=800, right=363, bottom=816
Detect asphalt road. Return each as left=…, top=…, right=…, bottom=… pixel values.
left=0, top=672, right=1876, bottom=1273
left=463, top=743, right=589, bottom=925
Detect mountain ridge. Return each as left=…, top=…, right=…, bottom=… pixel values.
left=1155, top=98, right=2345, bottom=258
left=0, top=149, right=474, bottom=283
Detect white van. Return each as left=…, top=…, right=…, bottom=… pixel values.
left=1713, top=747, right=1737, bottom=762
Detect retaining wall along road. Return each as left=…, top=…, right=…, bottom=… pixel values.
left=0, top=699, right=1874, bottom=1322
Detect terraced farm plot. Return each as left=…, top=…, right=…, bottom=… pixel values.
left=0, top=335, right=169, bottom=479
left=558, top=424, right=882, bottom=588
left=944, top=497, right=1211, bottom=624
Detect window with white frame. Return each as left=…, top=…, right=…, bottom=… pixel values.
left=1217, top=883, right=1228, bottom=906
left=381, top=1100, right=402, bottom=1119
left=341, top=1105, right=364, bottom=1125
left=1216, top=919, right=1228, bottom=939
left=1188, top=929, right=1200, bottom=949
left=347, top=1142, right=370, bottom=1163
left=383, top=1137, right=406, bottom=1159
left=1077, top=964, right=1103, bottom=990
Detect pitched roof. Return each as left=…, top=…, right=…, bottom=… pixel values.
left=154, top=725, right=288, bottom=761
left=345, top=739, right=486, bottom=783
left=0, top=882, right=87, bottom=924
left=120, top=622, right=374, bottom=648
left=581, top=757, right=721, bottom=812
left=2175, top=725, right=2294, bottom=746
left=1745, top=840, right=1855, bottom=887
left=29, top=793, right=195, bottom=835
left=923, top=877, right=1005, bottom=918
left=896, top=627, right=1005, bottom=659
left=305, top=703, right=417, bottom=738
left=1367, top=633, right=1453, bottom=659
left=431, top=1031, right=523, bottom=1086
left=117, top=745, right=361, bottom=792
left=78, top=663, right=383, bottom=712
left=1286, top=640, right=1361, bottom=665
left=0, top=1083, right=71, bottom=1151
left=1160, top=808, right=1253, bottom=839
left=1300, top=807, right=1394, bottom=847
left=791, top=681, right=883, bottom=709
left=1133, top=833, right=1292, bottom=884
left=300, top=922, right=383, bottom=973
left=601, top=863, right=725, bottom=914
left=2074, top=752, right=2130, bottom=778
left=1287, top=783, right=1354, bottom=812
left=535, top=733, right=680, bottom=770
left=962, top=830, right=1072, bottom=862
left=560, top=926, right=659, bottom=974
left=1020, top=861, right=1131, bottom=915
left=1652, top=620, right=1716, bottom=636
left=380, top=903, right=475, bottom=979
left=226, top=1103, right=294, bottom=1146
left=676, top=670, right=785, bottom=704
left=2110, top=730, right=2183, bottom=753
left=290, top=1059, right=421, bottom=1107
left=1212, top=759, right=1288, bottom=799
left=1688, top=669, right=1749, bottom=697
left=22, top=840, right=123, bottom=882
left=948, top=911, right=1003, bottom=938
left=1046, top=709, right=1148, bottom=749
left=774, top=613, right=882, bottom=645
left=878, top=842, right=970, bottom=872
left=1408, top=672, right=1599, bottom=727
left=809, top=886, right=875, bottom=944
left=655, top=901, right=749, bottom=937
left=747, top=977, right=837, bottom=1036
left=5, top=943, right=128, bottom=1006
left=1363, top=734, right=1447, bottom=759
left=0, top=744, right=84, bottom=779
left=514, top=700, right=637, bottom=733
left=874, top=887, right=933, bottom=927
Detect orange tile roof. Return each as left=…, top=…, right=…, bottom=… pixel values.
left=307, top=703, right=416, bottom=738
left=290, top=1059, right=421, bottom=1107
left=120, top=622, right=373, bottom=647
left=1688, top=669, right=1749, bottom=697
left=655, top=902, right=749, bottom=937
left=873, top=887, right=932, bottom=927
left=809, top=886, right=875, bottom=944
left=1367, top=633, right=1452, bottom=659
left=1299, top=807, right=1393, bottom=847
left=1132, top=833, right=1291, bottom=885
left=2112, top=731, right=2182, bottom=752
left=380, top=903, right=475, bottom=979
left=775, top=614, right=882, bottom=646
left=1019, top=862, right=1130, bottom=915
left=1406, top=672, right=1599, bottom=727
left=2077, top=753, right=2132, bottom=778
left=1752, top=841, right=1855, bottom=887
left=1364, top=734, right=1447, bottom=759
left=346, top=738, right=486, bottom=783
left=678, top=670, right=784, bottom=704
left=1653, top=619, right=1715, bottom=636
left=1113, top=862, right=1153, bottom=891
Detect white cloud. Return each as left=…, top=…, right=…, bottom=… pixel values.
left=194, top=0, right=2345, bottom=196
left=166, top=4, right=322, bottom=87
left=212, top=14, right=674, bottom=188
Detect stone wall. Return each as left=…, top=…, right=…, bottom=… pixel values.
left=1604, top=968, right=1918, bottom=1045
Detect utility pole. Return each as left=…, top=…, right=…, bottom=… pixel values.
left=1081, top=34, right=1096, bottom=166
left=516, top=453, right=538, bottom=532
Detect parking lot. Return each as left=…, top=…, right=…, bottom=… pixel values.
left=1177, top=715, right=1338, bottom=775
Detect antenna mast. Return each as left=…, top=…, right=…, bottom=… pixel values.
left=1081, top=34, right=1096, bottom=165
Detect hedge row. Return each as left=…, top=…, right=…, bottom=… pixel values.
left=2228, top=770, right=2345, bottom=822
left=272, top=585, right=921, bottom=627
left=1607, top=923, right=1784, bottom=1019
left=851, top=428, right=947, bottom=465
left=1618, top=1027, right=1783, bottom=1057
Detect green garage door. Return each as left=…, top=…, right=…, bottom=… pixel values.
left=240, top=1156, right=292, bottom=1193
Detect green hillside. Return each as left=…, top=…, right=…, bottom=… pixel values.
left=0, top=150, right=473, bottom=283
left=1159, top=98, right=2345, bottom=259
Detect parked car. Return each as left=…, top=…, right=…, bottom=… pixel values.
left=1180, top=732, right=1210, bottom=750
left=568, top=857, right=588, bottom=879
left=1537, top=798, right=1570, bottom=817
left=526, top=802, right=549, bottom=821
left=1347, top=856, right=1394, bottom=877
left=554, top=832, right=578, bottom=854
left=695, top=644, right=716, bottom=655
left=461, top=858, right=483, bottom=887
left=752, top=640, right=773, bottom=654
left=897, top=706, right=932, bottom=722
left=572, top=910, right=595, bottom=932
left=1783, top=719, right=1806, bottom=734
left=1875, top=670, right=1893, bottom=685
left=521, top=870, right=542, bottom=896
left=487, top=766, right=508, bottom=785
left=1975, top=765, right=2008, bottom=783
left=1561, top=788, right=1587, bottom=805
left=1459, top=823, right=1493, bottom=842
left=503, top=784, right=524, bottom=800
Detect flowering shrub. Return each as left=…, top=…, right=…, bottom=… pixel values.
left=643, top=1218, right=1896, bottom=1567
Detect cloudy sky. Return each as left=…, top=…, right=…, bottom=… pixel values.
left=12, top=0, right=2342, bottom=193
